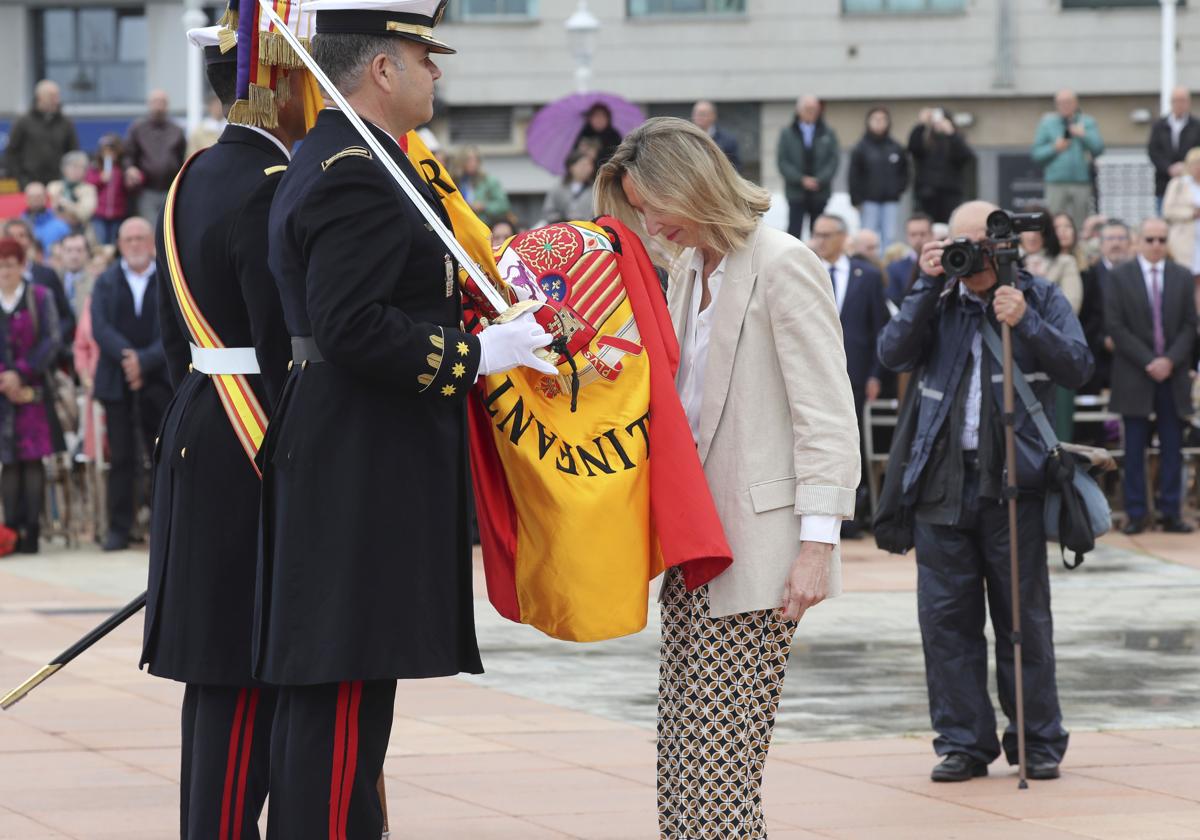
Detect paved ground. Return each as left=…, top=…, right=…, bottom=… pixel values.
left=0, top=529, right=1197, bottom=839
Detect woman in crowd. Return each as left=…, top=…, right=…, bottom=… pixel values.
left=86, top=135, right=130, bottom=246
left=0, top=237, right=64, bottom=554
left=47, top=151, right=97, bottom=237
left=454, top=146, right=512, bottom=228
left=490, top=219, right=516, bottom=252
left=908, top=107, right=974, bottom=224
left=1053, top=213, right=1090, bottom=275
left=1163, top=147, right=1200, bottom=280
left=540, top=149, right=596, bottom=225
left=848, top=106, right=909, bottom=249
left=1022, top=214, right=1083, bottom=441
left=573, top=102, right=622, bottom=170
left=595, top=117, right=859, bottom=839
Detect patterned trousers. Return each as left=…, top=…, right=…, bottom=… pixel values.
left=657, top=569, right=798, bottom=839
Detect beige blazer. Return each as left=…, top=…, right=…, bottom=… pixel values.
left=668, top=221, right=860, bottom=617
left=1163, top=174, right=1199, bottom=271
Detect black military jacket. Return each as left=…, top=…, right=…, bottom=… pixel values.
left=141, top=125, right=292, bottom=686
left=254, top=108, right=483, bottom=685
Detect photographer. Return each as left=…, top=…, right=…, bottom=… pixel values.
left=877, top=201, right=1093, bottom=783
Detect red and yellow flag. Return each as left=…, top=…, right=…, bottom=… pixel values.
left=403, top=135, right=732, bottom=643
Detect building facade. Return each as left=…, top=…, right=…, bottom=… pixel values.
left=1, top=0, right=1194, bottom=221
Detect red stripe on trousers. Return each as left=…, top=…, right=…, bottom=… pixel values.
left=230, top=688, right=260, bottom=840
left=328, top=683, right=350, bottom=840
left=337, top=682, right=363, bottom=840
left=219, top=689, right=248, bottom=840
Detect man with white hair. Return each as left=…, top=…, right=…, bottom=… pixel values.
left=1148, top=86, right=1200, bottom=214
left=1031, top=89, right=1104, bottom=231
left=777, top=94, right=839, bottom=239
left=4, top=80, right=78, bottom=187
left=691, top=99, right=740, bottom=170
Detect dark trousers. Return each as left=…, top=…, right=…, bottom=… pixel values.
left=103, top=385, right=168, bottom=539
left=181, top=684, right=276, bottom=840
left=2, top=459, right=45, bottom=540
left=787, top=192, right=828, bottom=239
left=914, top=460, right=1069, bottom=765
left=1122, top=383, right=1184, bottom=520
left=916, top=189, right=963, bottom=225
left=267, top=680, right=396, bottom=840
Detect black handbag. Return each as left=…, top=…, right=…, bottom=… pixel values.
left=872, top=367, right=922, bottom=554
left=980, top=322, right=1113, bottom=569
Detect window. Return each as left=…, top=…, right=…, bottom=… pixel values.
left=447, top=0, right=538, bottom=20
left=843, top=0, right=964, bottom=13
left=448, top=106, right=513, bottom=144
left=1062, top=0, right=1182, bottom=7
left=35, top=7, right=146, bottom=104
left=627, top=0, right=745, bottom=16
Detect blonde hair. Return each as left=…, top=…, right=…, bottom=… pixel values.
left=594, top=117, right=770, bottom=256
left=1186, top=147, right=1200, bottom=166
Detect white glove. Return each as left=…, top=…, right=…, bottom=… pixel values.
left=477, top=312, right=558, bottom=377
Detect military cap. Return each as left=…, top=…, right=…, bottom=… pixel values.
left=186, top=24, right=237, bottom=66
left=307, top=0, right=455, bottom=54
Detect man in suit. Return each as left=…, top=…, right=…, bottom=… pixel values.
left=887, top=213, right=934, bottom=306
left=778, top=95, right=839, bottom=240
left=1148, top=87, right=1200, bottom=214
left=139, top=25, right=305, bottom=839
left=1078, top=219, right=1131, bottom=395
left=90, top=216, right=169, bottom=551
left=57, top=232, right=92, bottom=319
left=257, top=2, right=554, bottom=834
left=1105, top=217, right=1197, bottom=535
left=812, top=214, right=889, bottom=535
left=691, top=100, right=740, bottom=171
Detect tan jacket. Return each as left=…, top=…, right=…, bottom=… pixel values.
left=1163, top=174, right=1199, bottom=271
left=667, top=221, right=860, bottom=617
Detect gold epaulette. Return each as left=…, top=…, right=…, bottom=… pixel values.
left=263, top=164, right=287, bottom=176
left=321, top=146, right=372, bottom=171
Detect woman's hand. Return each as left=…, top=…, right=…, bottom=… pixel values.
left=0, top=371, right=21, bottom=398
left=780, top=541, right=832, bottom=622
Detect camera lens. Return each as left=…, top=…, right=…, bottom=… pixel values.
left=941, top=241, right=974, bottom=277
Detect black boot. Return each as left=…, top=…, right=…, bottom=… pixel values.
left=931, top=753, right=989, bottom=782
left=18, top=525, right=39, bottom=554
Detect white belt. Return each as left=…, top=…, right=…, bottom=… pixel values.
left=190, top=344, right=261, bottom=375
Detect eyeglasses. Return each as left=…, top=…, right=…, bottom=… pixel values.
left=1143, top=237, right=1168, bottom=244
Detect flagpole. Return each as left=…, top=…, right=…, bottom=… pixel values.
left=257, top=1, right=510, bottom=316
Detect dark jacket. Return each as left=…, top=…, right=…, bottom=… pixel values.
left=710, top=125, right=741, bottom=171
left=886, top=255, right=918, bottom=306
left=5, top=109, right=78, bottom=188
left=26, top=262, right=75, bottom=345
left=777, top=120, right=840, bottom=203
left=1147, top=114, right=1200, bottom=198
left=1104, top=258, right=1196, bottom=418
left=838, top=257, right=889, bottom=404
left=255, top=109, right=483, bottom=685
left=89, top=263, right=167, bottom=403
left=125, top=117, right=187, bottom=192
left=907, top=124, right=973, bottom=197
left=848, top=132, right=909, bottom=205
left=141, top=126, right=293, bottom=687
left=1078, top=259, right=1117, bottom=393
left=877, top=271, right=1092, bottom=524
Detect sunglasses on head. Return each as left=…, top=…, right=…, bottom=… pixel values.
left=1143, top=236, right=1168, bottom=244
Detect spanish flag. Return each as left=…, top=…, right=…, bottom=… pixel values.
left=403, top=133, right=732, bottom=642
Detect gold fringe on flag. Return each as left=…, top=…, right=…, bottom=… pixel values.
left=258, top=30, right=310, bottom=69
left=217, top=5, right=238, bottom=29
left=218, top=26, right=238, bottom=54
left=228, top=83, right=279, bottom=129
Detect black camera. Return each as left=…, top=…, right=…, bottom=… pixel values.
left=940, top=210, right=1047, bottom=278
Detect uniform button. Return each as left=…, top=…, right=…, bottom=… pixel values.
left=154, top=436, right=159, bottom=447
left=301, top=360, right=308, bottom=370
left=288, top=360, right=294, bottom=371
left=181, top=447, right=187, bottom=459
left=187, top=363, right=194, bottom=373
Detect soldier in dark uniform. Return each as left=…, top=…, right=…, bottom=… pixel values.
left=140, top=25, right=309, bottom=840
left=255, top=2, right=554, bottom=836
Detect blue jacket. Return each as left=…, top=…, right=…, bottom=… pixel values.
left=1031, top=112, right=1104, bottom=184
left=877, top=270, right=1092, bottom=518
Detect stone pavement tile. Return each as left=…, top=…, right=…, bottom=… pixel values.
left=763, top=763, right=915, bottom=805
left=19, top=802, right=179, bottom=839
left=479, top=730, right=656, bottom=769
left=950, top=789, right=1200, bottom=821
left=786, top=749, right=943, bottom=780
left=1073, top=764, right=1200, bottom=801
left=526, top=808, right=659, bottom=839
left=379, top=785, right=503, bottom=822
left=1119, top=730, right=1200, bottom=750
left=410, top=766, right=652, bottom=818
left=386, top=728, right=515, bottom=757
left=769, top=788, right=1004, bottom=831
left=420, top=712, right=630, bottom=735
left=5, top=692, right=178, bottom=734
left=1031, top=813, right=1200, bottom=840
left=816, top=822, right=1094, bottom=840
left=0, top=718, right=74, bottom=753
left=758, top=830, right=830, bottom=840
left=869, top=768, right=1136, bottom=800
left=63, top=726, right=179, bottom=750
left=98, top=747, right=181, bottom=783
left=1064, top=743, right=1200, bottom=769
left=385, top=815, right=572, bottom=839
left=771, top=736, right=929, bottom=760
left=383, top=750, right=576, bottom=778
left=395, top=680, right=561, bottom=717
left=0, top=807, right=67, bottom=840
left=1162, top=811, right=1200, bottom=829
left=0, top=750, right=166, bottom=793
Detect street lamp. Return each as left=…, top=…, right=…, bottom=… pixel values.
left=565, top=0, right=599, bottom=94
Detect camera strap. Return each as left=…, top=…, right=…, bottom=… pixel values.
left=979, top=321, right=1059, bottom=454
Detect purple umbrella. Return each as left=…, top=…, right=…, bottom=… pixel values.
left=526, top=92, right=646, bottom=177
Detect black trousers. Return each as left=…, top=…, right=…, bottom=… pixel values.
left=267, top=680, right=396, bottom=840
left=913, top=460, right=1069, bottom=766
left=103, top=384, right=168, bottom=539
left=787, top=192, right=829, bottom=239
left=916, top=189, right=963, bottom=225
left=2, top=459, right=45, bottom=536
left=181, top=684, right=276, bottom=840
